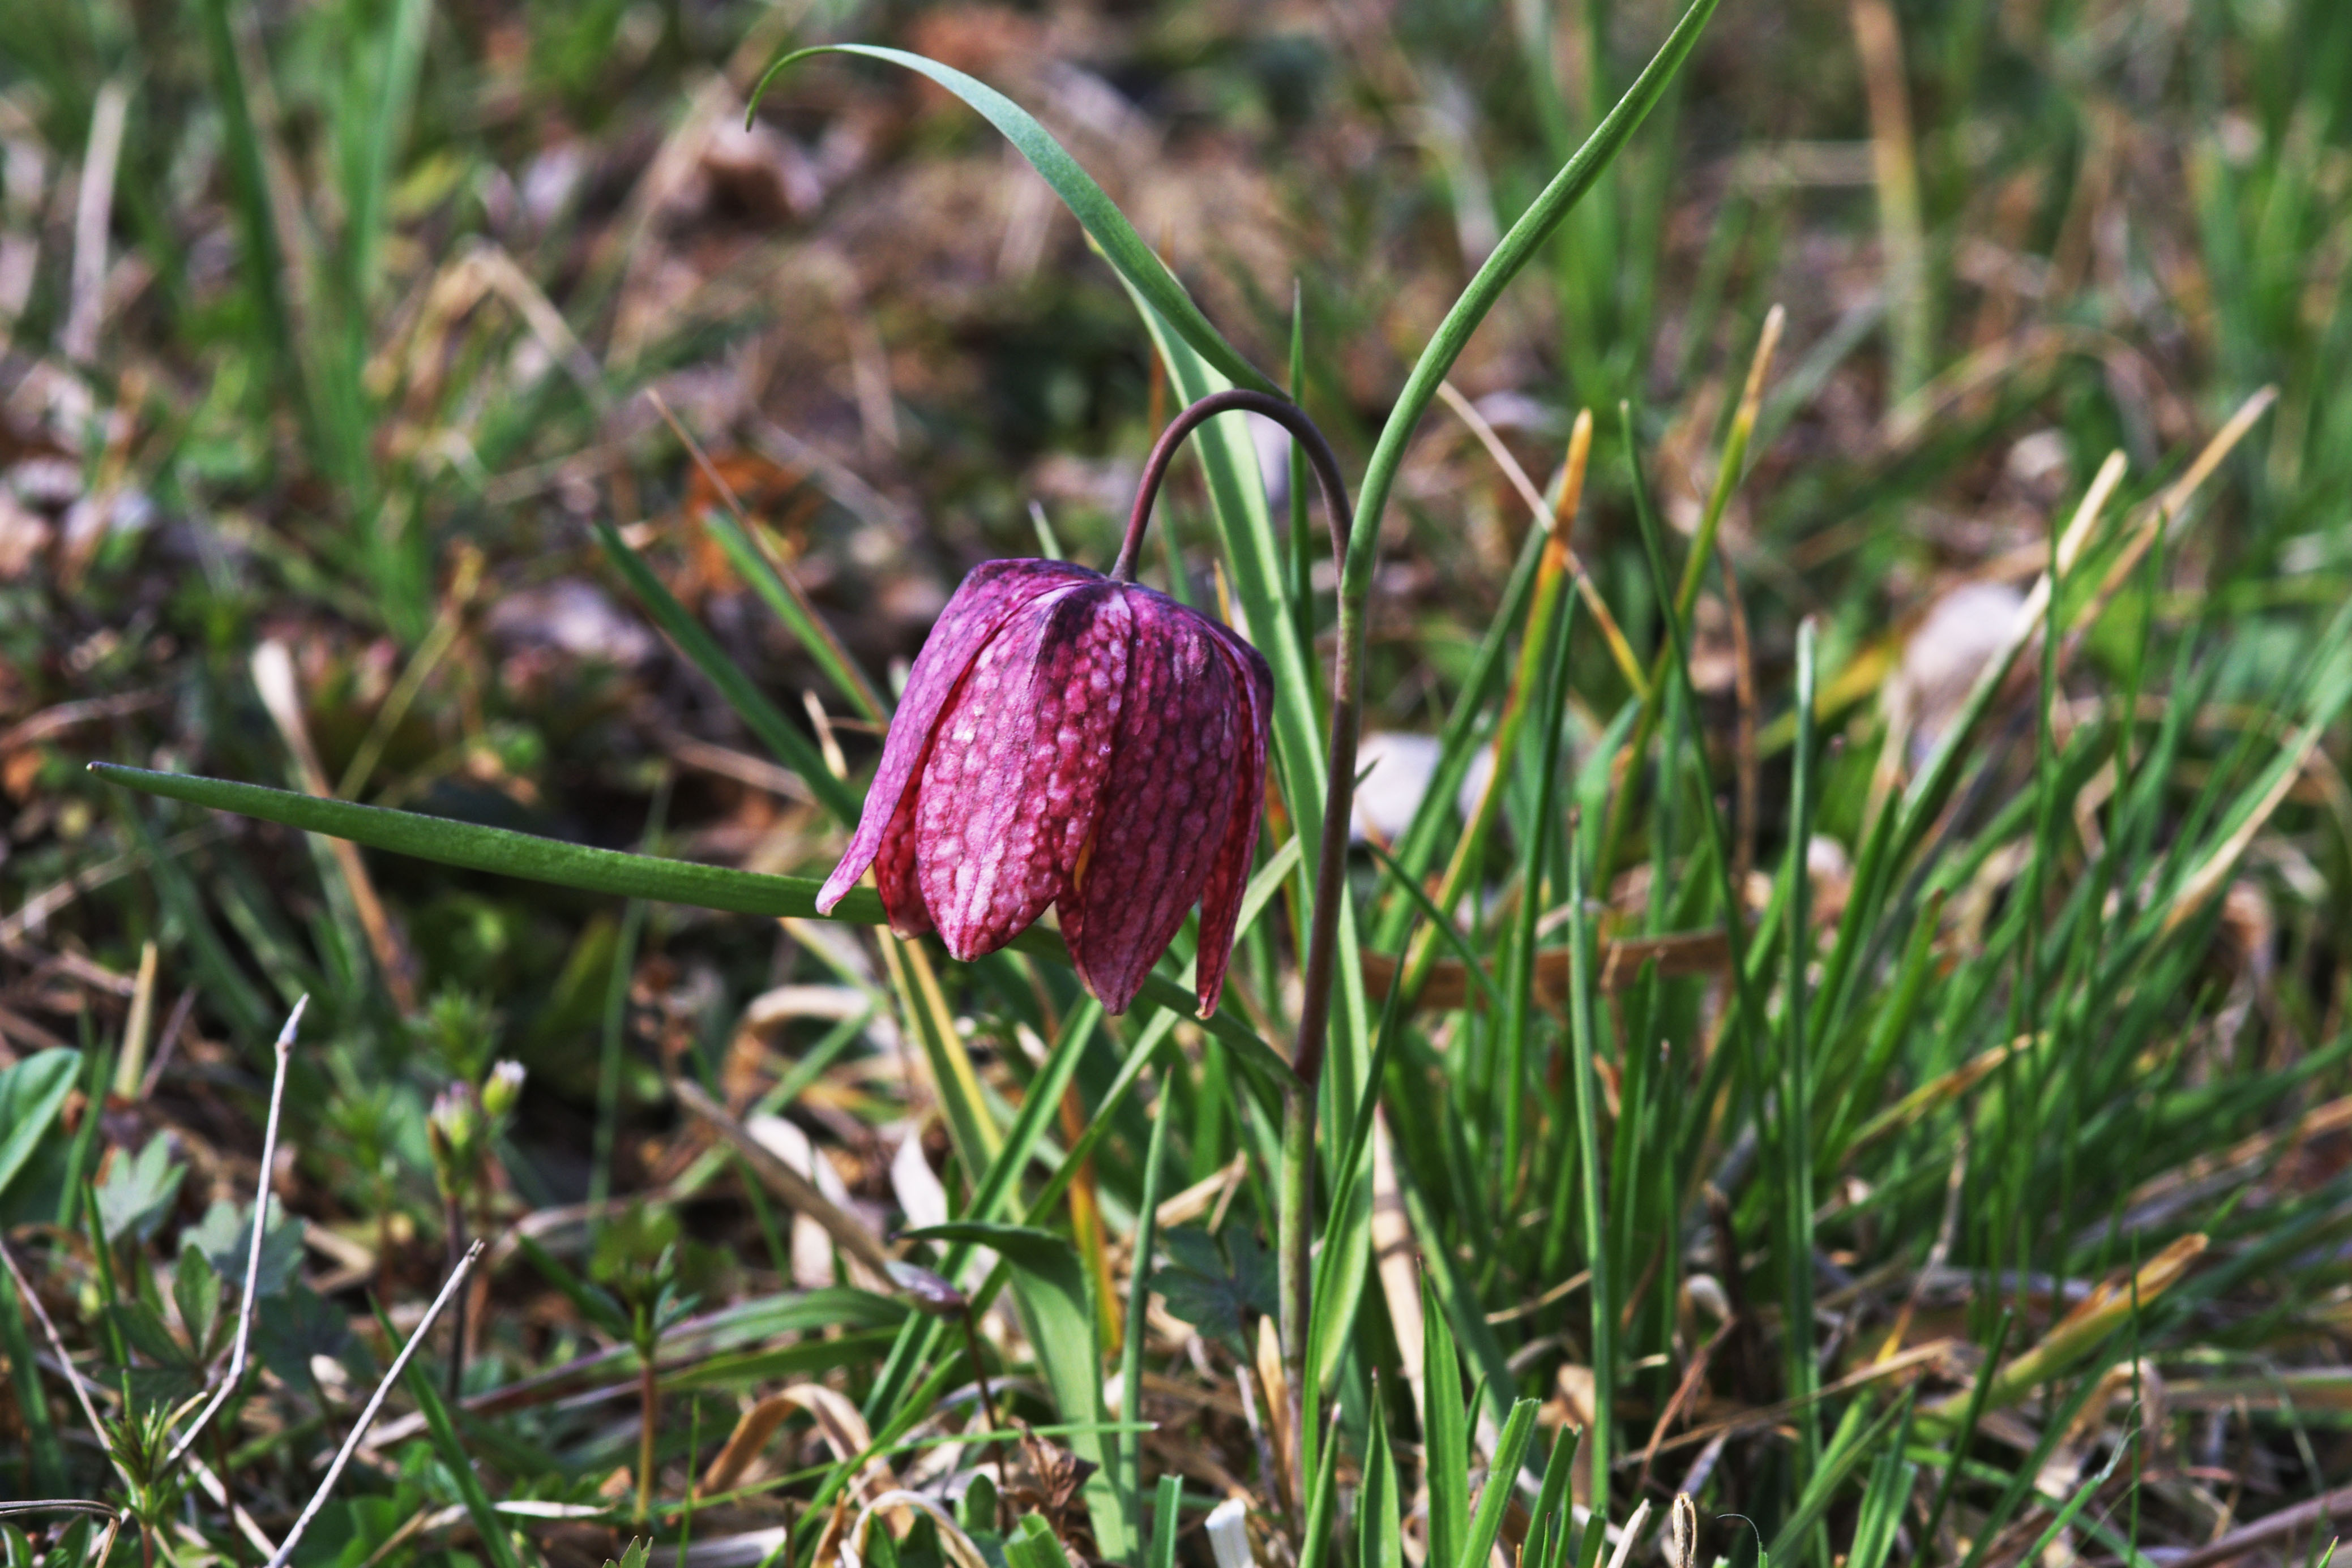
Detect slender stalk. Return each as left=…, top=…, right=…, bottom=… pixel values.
left=444, top=1193, right=469, bottom=1403
left=1115, top=388, right=1358, bottom=1512
left=264, top=1242, right=484, bottom=1568
left=636, top=1343, right=660, bottom=1527
left=165, top=997, right=306, bottom=1475
left=1123, top=1085, right=1173, bottom=1561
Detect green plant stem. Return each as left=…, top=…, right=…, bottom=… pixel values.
left=636, top=1342, right=659, bottom=1528
left=1501, top=568, right=1580, bottom=1199
left=1113, top=387, right=1359, bottom=1519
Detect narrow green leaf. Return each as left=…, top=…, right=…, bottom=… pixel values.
left=1918, top=1311, right=2011, bottom=1555
left=595, top=519, right=860, bottom=825
left=1456, top=1399, right=1539, bottom=1568
left=395, top=1322, right=525, bottom=1568
left=1777, top=618, right=1824, bottom=1501
left=1620, top=402, right=1768, bottom=1072
left=196, top=0, right=310, bottom=452
left=1500, top=579, right=1579, bottom=1194
left=0, top=1051, right=79, bottom=1206
left=1297, top=1408, right=1344, bottom=1568
left=1848, top=1405, right=1918, bottom=1568
left=1558, top=810, right=1613, bottom=1483
left=1124, top=1081, right=1174, bottom=1563
left=344, top=0, right=427, bottom=305
left=1530, top=1425, right=1580, bottom=1568
left=662, top=1327, right=905, bottom=1391
left=1764, top=1394, right=1909, bottom=1565
left=1373, top=528, right=1546, bottom=952
left=748, top=46, right=1275, bottom=397
left=1363, top=846, right=1507, bottom=1016
left=1423, top=1274, right=1469, bottom=1568
left=1342, top=0, right=1724, bottom=599
left=1149, top=1475, right=1184, bottom=1568
left=0, top=1269, right=66, bottom=1494
left=87, top=764, right=1293, bottom=1083
left=1359, top=1393, right=1403, bottom=1568
left=701, top=512, right=890, bottom=725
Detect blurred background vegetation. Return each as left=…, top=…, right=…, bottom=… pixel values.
left=4, top=0, right=2352, bottom=1565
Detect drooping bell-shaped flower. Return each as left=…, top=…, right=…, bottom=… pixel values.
left=816, top=558, right=1272, bottom=1016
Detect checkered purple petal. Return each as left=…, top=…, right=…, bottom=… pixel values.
left=1060, top=587, right=1242, bottom=1014
left=914, top=581, right=1132, bottom=960
left=816, top=558, right=1098, bottom=914
left=1190, top=623, right=1273, bottom=1016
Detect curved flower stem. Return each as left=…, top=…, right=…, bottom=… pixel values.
left=1117, top=388, right=1360, bottom=1508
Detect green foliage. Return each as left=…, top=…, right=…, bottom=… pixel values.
left=1148, top=1226, right=1276, bottom=1359
left=182, top=1198, right=306, bottom=1299
left=0, top=1051, right=80, bottom=1212
left=13, top=0, right=2352, bottom=1559
left=94, top=1137, right=184, bottom=1245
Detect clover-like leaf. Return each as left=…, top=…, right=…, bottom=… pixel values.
left=106, top=1300, right=204, bottom=1414
left=256, top=1285, right=356, bottom=1387
left=99, top=1136, right=187, bottom=1245
left=183, top=1198, right=306, bottom=1299
left=173, top=1246, right=224, bottom=1360
left=1148, top=1224, right=1276, bottom=1358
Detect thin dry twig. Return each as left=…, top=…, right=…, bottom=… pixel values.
left=2152, top=1481, right=2352, bottom=1568
left=264, top=1240, right=486, bottom=1568
left=670, top=1077, right=899, bottom=1277
left=1434, top=380, right=1645, bottom=696
left=0, top=1236, right=127, bottom=1482
left=163, top=995, right=306, bottom=1473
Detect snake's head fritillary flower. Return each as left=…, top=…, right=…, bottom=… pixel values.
left=815, top=558, right=1272, bottom=1017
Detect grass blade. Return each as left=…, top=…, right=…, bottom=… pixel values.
left=595, top=519, right=860, bottom=825
left=88, top=764, right=1294, bottom=1083
left=1342, top=0, right=1724, bottom=600
left=1456, top=1399, right=1538, bottom=1568
left=749, top=46, right=1275, bottom=396
left=390, top=1309, right=524, bottom=1568
left=1499, top=555, right=1581, bottom=1194
left=699, top=511, right=890, bottom=726
left=1123, top=1082, right=1173, bottom=1563
left=1360, top=1390, right=1402, bottom=1568
left=1149, top=1475, right=1183, bottom=1568
left=1423, top=1273, right=1469, bottom=1568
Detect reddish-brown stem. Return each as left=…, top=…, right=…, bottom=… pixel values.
left=1114, top=387, right=1362, bottom=1519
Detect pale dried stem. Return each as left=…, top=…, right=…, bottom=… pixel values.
left=0, top=1236, right=128, bottom=1487
left=162, top=995, right=306, bottom=1474
left=63, top=80, right=128, bottom=365
left=1434, top=382, right=1643, bottom=695
left=264, top=1240, right=486, bottom=1568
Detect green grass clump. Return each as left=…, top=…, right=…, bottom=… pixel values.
left=4, top=1, right=2352, bottom=1566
